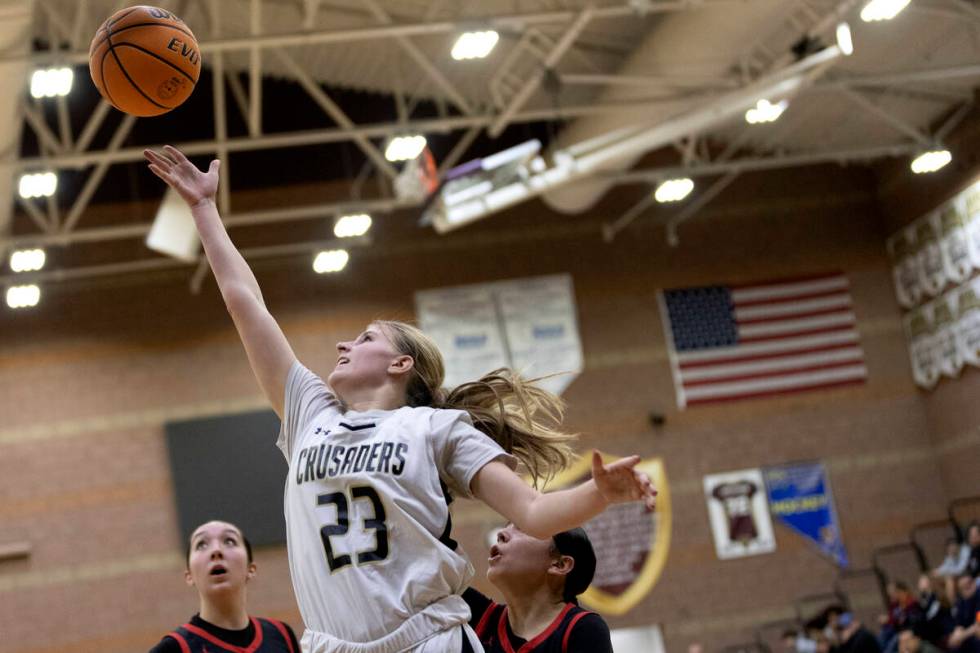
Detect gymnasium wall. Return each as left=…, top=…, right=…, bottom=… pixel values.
left=0, top=141, right=969, bottom=653
left=877, top=105, right=980, bottom=504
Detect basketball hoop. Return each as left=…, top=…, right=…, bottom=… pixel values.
left=394, top=146, right=439, bottom=202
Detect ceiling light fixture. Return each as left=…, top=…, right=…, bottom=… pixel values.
left=333, top=214, right=372, bottom=238
left=385, top=135, right=427, bottom=162
left=910, top=150, right=952, bottom=174
left=654, top=178, right=695, bottom=203
left=313, top=250, right=349, bottom=273
left=9, top=248, right=46, bottom=273
left=745, top=99, right=789, bottom=124
left=451, top=31, right=499, bottom=60
left=836, top=22, right=854, bottom=56
left=18, top=172, right=57, bottom=199
left=30, top=67, right=73, bottom=98
left=6, top=284, right=40, bottom=309
left=860, top=0, right=910, bottom=22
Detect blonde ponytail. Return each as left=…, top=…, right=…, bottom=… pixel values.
left=442, top=368, right=577, bottom=487
left=376, top=320, right=578, bottom=486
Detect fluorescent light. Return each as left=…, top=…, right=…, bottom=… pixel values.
left=6, top=284, right=40, bottom=309
left=745, top=99, right=789, bottom=124
left=30, top=67, right=73, bottom=98
left=654, top=178, right=694, bottom=203
left=313, top=249, right=349, bottom=273
left=9, top=249, right=45, bottom=273
left=18, top=172, right=57, bottom=199
left=385, top=135, right=427, bottom=162
left=836, top=22, right=854, bottom=56
left=860, top=0, right=910, bottom=22
left=333, top=213, right=372, bottom=238
left=911, top=150, right=952, bottom=174
left=451, top=31, right=499, bottom=60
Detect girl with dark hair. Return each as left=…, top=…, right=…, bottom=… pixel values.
left=464, top=524, right=613, bottom=653
left=149, top=520, right=300, bottom=653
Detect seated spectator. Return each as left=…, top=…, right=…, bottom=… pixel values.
left=935, top=537, right=971, bottom=578
left=897, top=627, right=943, bottom=653
left=966, top=523, right=980, bottom=579
left=880, top=581, right=925, bottom=653
left=832, top=612, right=882, bottom=653
left=916, top=573, right=955, bottom=648
left=783, top=628, right=819, bottom=653
left=949, top=573, right=980, bottom=653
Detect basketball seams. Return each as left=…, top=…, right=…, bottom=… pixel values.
left=107, top=46, right=170, bottom=111
left=111, top=42, right=198, bottom=84
left=105, top=6, right=141, bottom=29
left=89, top=5, right=199, bottom=116
left=105, top=22, right=168, bottom=112
left=90, top=21, right=198, bottom=57
left=97, top=46, right=123, bottom=112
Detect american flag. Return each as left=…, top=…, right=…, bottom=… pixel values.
left=658, top=273, right=867, bottom=407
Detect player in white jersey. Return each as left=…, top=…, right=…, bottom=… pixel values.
left=145, top=146, right=657, bottom=653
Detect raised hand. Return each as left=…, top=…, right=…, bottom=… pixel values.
left=144, top=145, right=219, bottom=208
left=591, top=450, right=657, bottom=510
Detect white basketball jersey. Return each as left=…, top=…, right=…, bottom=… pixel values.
left=277, top=362, right=514, bottom=645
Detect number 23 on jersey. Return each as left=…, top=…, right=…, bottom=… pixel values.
left=317, top=485, right=390, bottom=572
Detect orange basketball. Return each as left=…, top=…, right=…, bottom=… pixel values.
left=88, top=6, right=201, bottom=117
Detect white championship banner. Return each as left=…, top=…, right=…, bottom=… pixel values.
left=415, top=274, right=583, bottom=395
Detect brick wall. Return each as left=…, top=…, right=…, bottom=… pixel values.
left=0, top=156, right=957, bottom=653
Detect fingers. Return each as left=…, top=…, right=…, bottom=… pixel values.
left=162, top=144, right=190, bottom=164
left=208, top=159, right=221, bottom=175
left=604, top=454, right=641, bottom=472
left=146, top=163, right=173, bottom=184
left=143, top=148, right=173, bottom=168
left=591, top=450, right=603, bottom=475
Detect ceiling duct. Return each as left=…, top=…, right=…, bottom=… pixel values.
left=541, top=1, right=802, bottom=214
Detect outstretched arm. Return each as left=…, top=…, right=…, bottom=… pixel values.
left=145, top=146, right=296, bottom=418
left=471, top=450, right=656, bottom=539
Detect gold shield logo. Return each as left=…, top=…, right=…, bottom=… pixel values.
left=543, top=455, right=671, bottom=616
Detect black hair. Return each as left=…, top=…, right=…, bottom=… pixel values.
left=185, top=523, right=253, bottom=568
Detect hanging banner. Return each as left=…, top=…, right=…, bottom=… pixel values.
left=939, top=200, right=973, bottom=284
left=888, top=227, right=921, bottom=309
left=703, top=468, right=776, bottom=560
left=963, top=183, right=980, bottom=268
left=916, top=214, right=946, bottom=298
left=933, top=292, right=963, bottom=379
left=904, top=305, right=939, bottom=389
left=416, top=274, right=583, bottom=394
left=763, top=462, right=848, bottom=568
left=956, top=279, right=980, bottom=367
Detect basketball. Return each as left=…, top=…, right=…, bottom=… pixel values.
left=88, top=5, right=201, bottom=117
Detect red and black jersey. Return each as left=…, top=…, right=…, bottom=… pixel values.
left=149, top=615, right=298, bottom=653
left=464, top=588, right=612, bottom=653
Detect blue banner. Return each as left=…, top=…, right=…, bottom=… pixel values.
left=764, top=462, right=848, bottom=567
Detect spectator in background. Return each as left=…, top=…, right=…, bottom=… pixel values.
left=949, top=572, right=980, bottom=653
left=880, top=581, right=925, bottom=653
left=782, top=628, right=819, bottom=653
left=832, top=612, right=881, bottom=653
left=916, top=573, right=955, bottom=649
left=966, top=523, right=980, bottom=579
left=935, top=537, right=971, bottom=579
left=897, top=627, right=943, bottom=653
